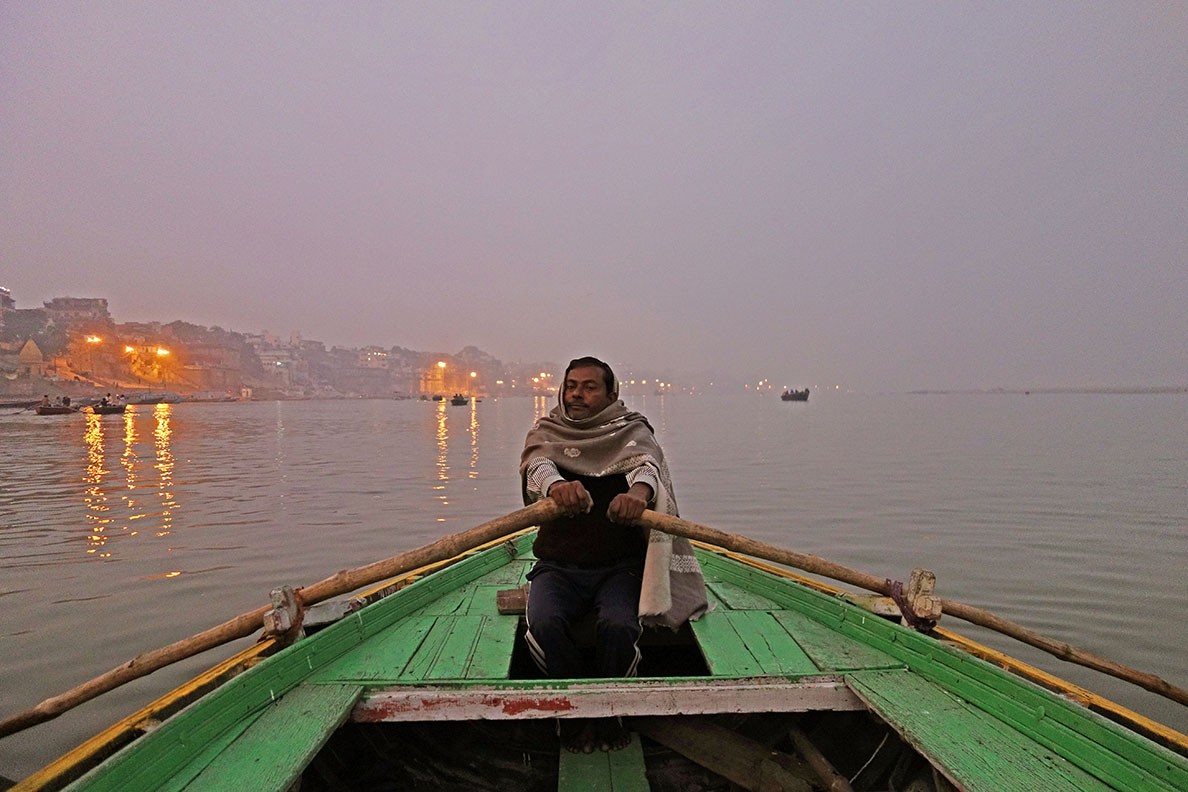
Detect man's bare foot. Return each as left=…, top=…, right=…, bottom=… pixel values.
left=560, top=718, right=597, bottom=754
left=596, top=718, right=631, bottom=752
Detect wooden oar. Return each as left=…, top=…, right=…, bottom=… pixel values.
left=4, top=500, right=1182, bottom=741
left=0, top=499, right=564, bottom=739
left=638, top=510, right=1188, bottom=708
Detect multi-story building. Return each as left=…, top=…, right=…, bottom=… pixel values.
left=358, top=346, right=390, bottom=369
left=256, top=348, right=296, bottom=386
left=43, top=297, right=111, bottom=327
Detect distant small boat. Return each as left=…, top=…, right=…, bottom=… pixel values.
left=89, top=404, right=127, bottom=415
left=781, top=389, right=809, bottom=402
left=450, top=394, right=469, bottom=406
left=128, top=392, right=183, bottom=405
left=35, top=405, right=76, bottom=415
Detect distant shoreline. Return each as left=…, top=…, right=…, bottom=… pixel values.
left=907, top=386, right=1188, bottom=396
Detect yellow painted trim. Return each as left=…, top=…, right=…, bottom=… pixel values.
left=14, top=640, right=276, bottom=791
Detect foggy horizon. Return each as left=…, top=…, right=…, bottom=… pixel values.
left=4, top=4, right=1186, bottom=392
left=4, top=290, right=1188, bottom=395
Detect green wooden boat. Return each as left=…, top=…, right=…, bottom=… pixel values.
left=11, top=512, right=1188, bottom=791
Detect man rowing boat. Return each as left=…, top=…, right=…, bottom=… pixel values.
left=519, top=356, right=708, bottom=753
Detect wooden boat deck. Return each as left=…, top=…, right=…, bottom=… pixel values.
left=52, top=532, right=1188, bottom=791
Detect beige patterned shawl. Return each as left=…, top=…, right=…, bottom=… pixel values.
left=520, top=399, right=709, bottom=630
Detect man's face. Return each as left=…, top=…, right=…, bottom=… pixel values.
left=563, top=365, right=615, bottom=419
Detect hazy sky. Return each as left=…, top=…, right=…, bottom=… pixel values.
left=3, top=3, right=1185, bottom=391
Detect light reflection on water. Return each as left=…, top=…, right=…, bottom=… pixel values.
left=82, top=414, right=111, bottom=557
left=434, top=401, right=449, bottom=517
left=468, top=400, right=479, bottom=479
left=0, top=394, right=1186, bottom=779
left=74, top=406, right=177, bottom=559
left=153, top=404, right=176, bottom=538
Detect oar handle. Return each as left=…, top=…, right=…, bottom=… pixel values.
left=639, top=510, right=888, bottom=592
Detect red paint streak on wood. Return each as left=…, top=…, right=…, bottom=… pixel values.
left=353, top=697, right=461, bottom=720
left=497, top=696, right=574, bottom=715
left=354, top=694, right=576, bottom=721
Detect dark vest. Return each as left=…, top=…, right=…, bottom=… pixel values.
left=532, top=471, right=648, bottom=567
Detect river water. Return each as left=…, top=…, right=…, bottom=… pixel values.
left=1, top=392, right=1186, bottom=779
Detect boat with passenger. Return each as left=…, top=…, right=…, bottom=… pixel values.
left=781, top=389, right=810, bottom=402
left=4, top=500, right=1186, bottom=791
left=84, top=395, right=127, bottom=415
left=450, top=393, right=469, bottom=405
left=34, top=396, right=76, bottom=415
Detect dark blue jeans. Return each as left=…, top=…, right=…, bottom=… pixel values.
left=524, top=558, right=644, bottom=679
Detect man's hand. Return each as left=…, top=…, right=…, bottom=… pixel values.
left=607, top=482, right=653, bottom=525
left=547, top=480, right=593, bottom=516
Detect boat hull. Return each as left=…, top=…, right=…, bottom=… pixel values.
left=17, top=529, right=1188, bottom=792
left=34, top=406, right=76, bottom=415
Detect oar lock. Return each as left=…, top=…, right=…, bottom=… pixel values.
left=263, top=585, right=307, bottom=646
left=886, top=568, right=943, bottom=632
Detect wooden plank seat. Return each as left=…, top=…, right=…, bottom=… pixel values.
left=313, top=612, right=522, bottom=684
left=354, top=678, right=865, bottom=722
left=692, top=609, right=819, bottom=677
left=691, top=607, right=904, bottom=678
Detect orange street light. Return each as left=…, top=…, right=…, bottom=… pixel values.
left=156, top=348, right=170, bottom=357
left=437, top=361, right=446, bottom=369
left=84, top=335, right=102, bottom=377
